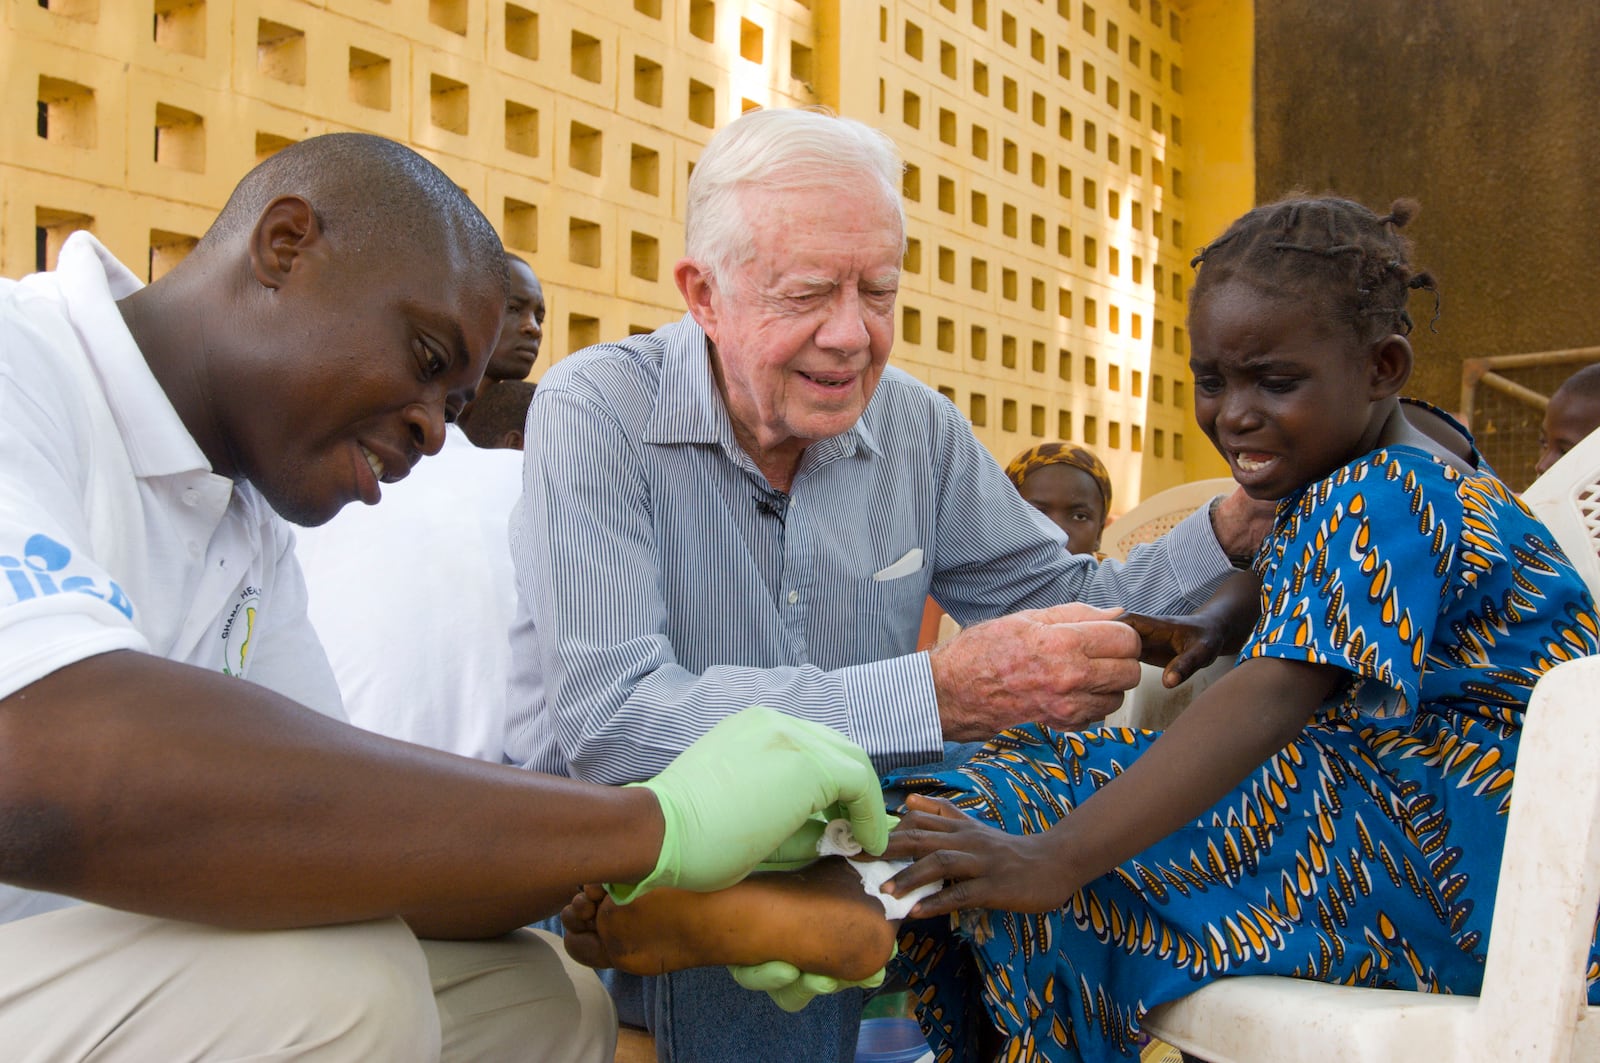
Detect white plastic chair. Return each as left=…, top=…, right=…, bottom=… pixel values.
left=1100, top=478, right=1238, bottom=731
left=1521, top=426, right=1600, bottom=597
left=1142, top=652, right=1600, bottom=1062
left=1100, top=478, right=1239, bottom=563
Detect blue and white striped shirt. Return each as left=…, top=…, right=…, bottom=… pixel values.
left=506, top=315, right=1234, bottom=783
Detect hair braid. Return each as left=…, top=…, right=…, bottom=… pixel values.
left=1190, top=194, right=1439, bottom=343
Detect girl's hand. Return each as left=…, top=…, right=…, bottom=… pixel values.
left=1117, top=571, right=1260, bottom=687
left=879, top=794, right=1080, bottom=917
left=1116, top=610, right=1226, bottom=687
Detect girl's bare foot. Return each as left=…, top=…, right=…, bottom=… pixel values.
left=583, top=857, right=899, bottom=981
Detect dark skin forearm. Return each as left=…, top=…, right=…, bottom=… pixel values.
left=884, top=657, right=1343, bottom=915
left=1039, top=658, right=1338, bottom=883
left=0, top=651, right=664, bottom=938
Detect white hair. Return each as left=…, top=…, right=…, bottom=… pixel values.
left=684, top=107, right=906, bottom=281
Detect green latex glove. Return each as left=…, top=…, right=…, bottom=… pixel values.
left=756, top=809, right=902, bottom=872
left=755, top=813, right=831, bottom=872
left=728, top=960, right=887, bottom=1013
left=608, top=706, right=888, bottom=903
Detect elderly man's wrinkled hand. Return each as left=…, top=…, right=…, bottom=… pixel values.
left=1209, top=487, right=1276, bottom=564
left=608, top=707, right=888, bottom=903
left=929, top=603, right=1142, bottom=740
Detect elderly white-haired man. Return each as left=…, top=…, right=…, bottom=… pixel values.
left=508, top=106, right=1268, bottom=1061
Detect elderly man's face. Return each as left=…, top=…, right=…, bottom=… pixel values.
left=699, top=178, right=901, bottom=466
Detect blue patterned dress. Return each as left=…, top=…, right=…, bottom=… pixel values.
left=885, top=445, right=1600, bottom=1063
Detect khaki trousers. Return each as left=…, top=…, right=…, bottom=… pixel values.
left=0, top=904, right=616, bottom=1062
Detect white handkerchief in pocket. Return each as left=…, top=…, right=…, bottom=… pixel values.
left=872, top=547, right=924, bottom=582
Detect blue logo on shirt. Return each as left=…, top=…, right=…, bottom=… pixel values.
left=0, top=533, right=134, bottom=619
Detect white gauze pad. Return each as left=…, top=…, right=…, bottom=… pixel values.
left=816, top=819, right=943, bottom=920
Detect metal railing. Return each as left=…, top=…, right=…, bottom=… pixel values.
left=1459, top=346, right=1600, bottom=489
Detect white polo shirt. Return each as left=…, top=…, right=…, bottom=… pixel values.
left=0, top=232, right=342, bottom=924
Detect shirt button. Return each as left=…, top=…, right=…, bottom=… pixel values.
left=182, top=488, right=200, bottom=507
left=187, top=541, right=202, bottom=559
left=787, top=590, right=799, bottom=605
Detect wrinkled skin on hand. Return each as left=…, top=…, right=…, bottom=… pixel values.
left=1209, top=487, right=1278, bottom=562
left=929, top=603, right=1143, bottom=740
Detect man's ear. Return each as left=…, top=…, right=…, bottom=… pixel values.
left=248, top=195, right=322, bottom=291
left=501, top=428, right=524, bottom=450
left=674, top=258, right=718, bottom=336
left=1367, top=333, right=1413, bottom=401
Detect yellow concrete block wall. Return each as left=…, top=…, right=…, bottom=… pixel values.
left=3, top=0, right=1231, bottom=510
left=2, top=0, right=820, bottom=372
left=834, top=0, right=1198, bottom=509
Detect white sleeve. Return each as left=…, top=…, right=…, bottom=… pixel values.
left=0, top=357, right=147, bottom=701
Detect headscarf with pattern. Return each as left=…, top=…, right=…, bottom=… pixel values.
left=1003, top=442, right=1113, bottom=512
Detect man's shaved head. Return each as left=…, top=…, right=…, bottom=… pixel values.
left=200, top=133, right=507, bottom=299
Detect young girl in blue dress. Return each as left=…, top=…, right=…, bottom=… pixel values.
left=877, top=195, right=1600, bottom=1062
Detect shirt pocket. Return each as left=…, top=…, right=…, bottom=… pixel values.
left=853, top=557, right=929, bottom=660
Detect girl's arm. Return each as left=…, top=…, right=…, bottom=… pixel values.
left=881, top=655, right=1344, bottom=916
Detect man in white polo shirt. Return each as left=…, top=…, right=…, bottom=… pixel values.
left=0, top=133, right=889, bottom=1062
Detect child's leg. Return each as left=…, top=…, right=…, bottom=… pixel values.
left=563, top=857, right=899, bottom=982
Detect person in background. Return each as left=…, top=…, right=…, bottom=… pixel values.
left=1004, top=441, right=1113, bottom=556
left=484, top=252, right=545, bottom=387
left=1533, top=361, right=1600, bottom=479
left=297, top=378, right=533, bottom=760
left=459, top=378, right=536, bottom=450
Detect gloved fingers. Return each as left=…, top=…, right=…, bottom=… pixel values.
left=855, top=966, right=887, bottom=990
left=766, top=972, right=844, bottom=1012
left=766, top=982, right=824, bottom=1012
left=812, top=748, right=889, bottom=855
left=771, top=969, right=886, bottom=1012
left=758, top=814, right=830, bottom=869
left=728, top=959, right=803, bottom=992
left=728, top=961, right=886, bottom=1013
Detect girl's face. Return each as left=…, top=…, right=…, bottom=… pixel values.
left=1189, top=281, right=1392, bottom=501
left=1018, top=464, right=1107, bottom=555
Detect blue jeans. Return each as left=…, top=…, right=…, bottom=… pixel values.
left=653, top=967, right=863, bottom=1062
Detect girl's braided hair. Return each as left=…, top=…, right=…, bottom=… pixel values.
left=1190, top=194, right=1439, bottom=345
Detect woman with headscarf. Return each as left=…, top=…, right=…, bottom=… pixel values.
left=1003, top=442, right=1113, bottom=556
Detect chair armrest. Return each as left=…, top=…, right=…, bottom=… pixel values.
left=1477, top=654, right=1600, bottom=1048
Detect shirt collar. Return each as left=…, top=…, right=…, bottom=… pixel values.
left=642, top=314, right=883, bottom=465
left=54, top=232, right=214, bottom=480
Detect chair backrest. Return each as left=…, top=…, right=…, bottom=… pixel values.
left=1100, top=477, right=1237, bottom=562
left=1521, top=427, right=1600, bottom=598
